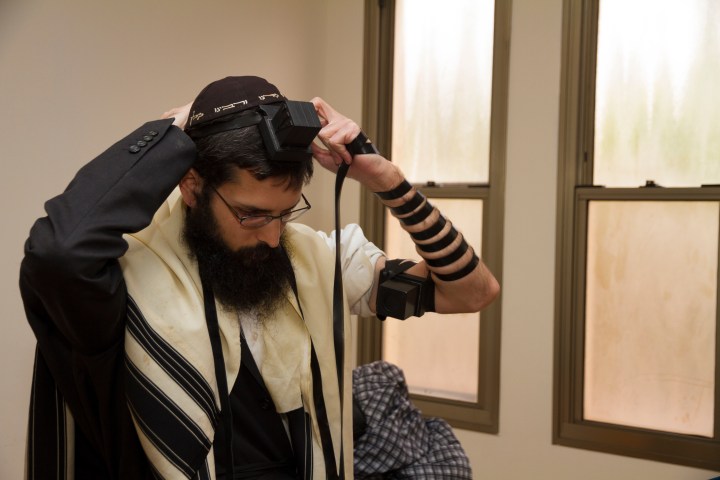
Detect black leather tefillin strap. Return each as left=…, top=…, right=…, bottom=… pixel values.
left=328, top=131, right=378, bottom=479
left=200, top=275, right=236, bottom=478
left=331, top=160, right=349, bottom=480
left=345, top=131, right=379, bottom=157
left=333, top=131, right=379, bottom=392
left=378, top=258, right=417, bottom=283
left=376, top=179, right=412, bottom=201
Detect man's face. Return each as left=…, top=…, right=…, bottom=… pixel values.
left=209, top=169, right=303, bottom=251
left=182, top=168, right=303, bottom=314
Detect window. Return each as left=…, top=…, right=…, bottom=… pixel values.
left=357, top=0, right=510, bottom=432
left=555, top=0, right=720, bottom=469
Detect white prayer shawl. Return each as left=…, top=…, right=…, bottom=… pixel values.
left=120, top=191, right=354, bottom=479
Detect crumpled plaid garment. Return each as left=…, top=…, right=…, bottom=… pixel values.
left=352, top=361, right=473, bottom=479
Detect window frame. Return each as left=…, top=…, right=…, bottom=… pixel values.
left=357, top=0, right=511, bottom=433
left=554, top=0, right=720, bottom=469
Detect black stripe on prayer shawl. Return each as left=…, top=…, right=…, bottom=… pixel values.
left=125, top=356, right=212, bottom=478
left=310, top=346, right=339, bottom=480
left=195, top=459, right=212, bottom=480
left=127, top=296, right=220, bottom=426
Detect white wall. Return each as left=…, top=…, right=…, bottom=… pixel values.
left=0, top=0, right=716, bottom=479
left=0, top=1, right=362, bottom=479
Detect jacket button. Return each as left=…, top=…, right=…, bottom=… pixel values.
left=137, top=140, right=147, bottom=147
left=261, top=399, right=272, bottom=410
left=148, top=130, right=158, bottom=136
left=143, top=135, right=153, bottom=142
left=129, top=145, right=141, bottom=153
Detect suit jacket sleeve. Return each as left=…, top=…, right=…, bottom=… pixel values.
left=20, top=119, right=196, bottom=353
left=18, top=119, right=197, bottom=477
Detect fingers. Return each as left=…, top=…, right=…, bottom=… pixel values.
left=311, top=141, right=348, bottom=170
left=161, top=105, right=185, bottom=119
left=311, top=143, right=341, bottom=171
left=311, top=97, right=335, bottom=127
left=322, top=119, right=358, bottom=165
left=161, top=102, right=192, bottom=129
left=311, top=97, right=361, bottom=165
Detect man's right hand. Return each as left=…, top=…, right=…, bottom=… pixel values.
left=161, top=102, right=192, bottom=130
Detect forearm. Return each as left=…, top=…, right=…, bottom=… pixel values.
left=375, top=176, right=500, bottom=314
left=309, top=97, right=499, bottom=313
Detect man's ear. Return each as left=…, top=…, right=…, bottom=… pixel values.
left=179, top=168, right=204, bottom=208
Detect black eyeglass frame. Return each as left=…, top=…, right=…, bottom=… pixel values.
left=211, top=187, right=311, bottom=229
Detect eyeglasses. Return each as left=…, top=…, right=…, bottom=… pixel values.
left=211, top=187, right=312, bottom=229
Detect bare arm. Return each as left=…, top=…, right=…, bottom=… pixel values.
left=310, top=97, right=499, bottom=315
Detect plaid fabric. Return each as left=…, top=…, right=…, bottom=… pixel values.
left=352, top=361, right=472, bottom=479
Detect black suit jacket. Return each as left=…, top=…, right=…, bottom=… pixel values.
left=19, top=119, right=197, bottom=479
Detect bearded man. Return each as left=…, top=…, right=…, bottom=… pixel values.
left=19, top=76, right=499, bottom=479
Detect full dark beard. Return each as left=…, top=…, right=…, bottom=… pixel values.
left=182, top=193, right=294, bottom=316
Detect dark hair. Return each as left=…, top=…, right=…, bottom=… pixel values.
left=191, top=125, right=313, bottom=191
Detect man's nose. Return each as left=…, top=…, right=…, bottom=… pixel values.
left=256, top=219, right=284, bottom=248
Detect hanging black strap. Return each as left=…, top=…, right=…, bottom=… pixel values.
left=333, top=161, right=349, bottom=400
left=200, top=276, right=236, bottom=480
left=331, top=139, right=375, bottom=477
left=332, top=161, right=351, bottom=480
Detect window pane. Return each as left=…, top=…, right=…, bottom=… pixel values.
left=594, top=0, right=720, bottom=187
left=383, top=199, right=483, bottom=402
left=584, top=201, right=718, bottom=437
left=392, top=0, right=494, bottom=184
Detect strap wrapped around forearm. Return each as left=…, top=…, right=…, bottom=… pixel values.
left=398, top=200, right=434, bottom=226
left=424, top=239, right=469, bottom=268
left=410, top=215, right=447, bottom=241
left=434, top=254, right=480, bottom=282
left=375, top=179, right=412, bottom=200
left=416, top=226, right=459, bottom=253
left=390, top=191, right=426, bottom=216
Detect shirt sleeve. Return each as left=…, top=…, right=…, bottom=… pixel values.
left=315, top=224, right=385, bottom=317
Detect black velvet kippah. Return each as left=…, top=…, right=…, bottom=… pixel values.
left=185, top=76, right=286, bottom=133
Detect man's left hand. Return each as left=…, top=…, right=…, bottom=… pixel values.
left=310, top=97, right=403, bottom=193
left=161, top=102, right=192, bottom=130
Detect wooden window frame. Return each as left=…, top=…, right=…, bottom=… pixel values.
left=356, top=0, right=511, bottom=433
left=554, top=0, right=720, bottom=470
